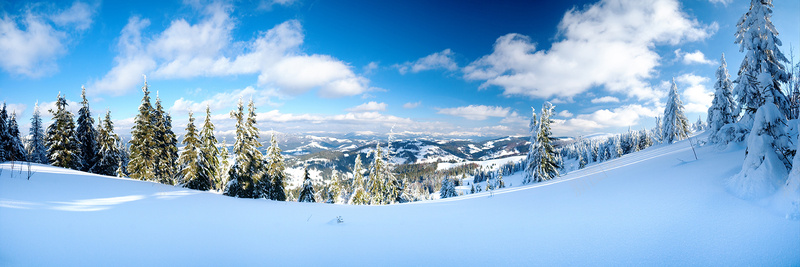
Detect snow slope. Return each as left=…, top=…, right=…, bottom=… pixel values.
left=1, top=138, right=798, bottom=266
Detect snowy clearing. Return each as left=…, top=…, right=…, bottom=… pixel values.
left=1, top=138, right=798, bottom=266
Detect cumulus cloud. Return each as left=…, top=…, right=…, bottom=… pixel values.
left=591, top=96, right=621, bottom=103
left=4, top=103, right=28, bottom=117
left=403, top=101, right=421, bottom=109
left=347, top=101, right=387, bottom=112
left=437, top=105, right=510, bottom=120
left=169, top=86, right=279, bottom=114
left=557, top=110, right=573, bottom=118
left=396, top=49, right=458, bottom=74
left=675, top=73, right=713, bottom=113
left=0, top=1, right=96, bottom=77
left=552, top=104, right=659, bottom=135
left=463, top=0, right=715, bottom=102
left=675, top=49, right=715, bottom=65
left=90, top=3, right=370, bottom=98
left=708, top=0, right=731, bottom=5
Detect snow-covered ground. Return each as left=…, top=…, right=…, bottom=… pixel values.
left=1, top=138, right=798, bottom=266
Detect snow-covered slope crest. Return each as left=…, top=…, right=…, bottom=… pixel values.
left=1, top=138, right=798, bottom=266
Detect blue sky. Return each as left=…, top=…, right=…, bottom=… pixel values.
left=1, top=0, right=799, bottom=139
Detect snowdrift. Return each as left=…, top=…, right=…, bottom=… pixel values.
left=1, top=138, right=798, bottom=266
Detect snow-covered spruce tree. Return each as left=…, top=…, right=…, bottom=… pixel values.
left=90, top=111, right=122, bottom=176
left=727, top=71, right=792, bottom=199
left=27, top=102, right=48, bottom=164
left=349, top=154, right=369, bottom=205
left=733, top=0, right=791, bottom=124
left=264, top=133, right=287, bottom=201
left=662, top=79, right=691, bottom=144
left=524, top=103, right=560, bottom=184
left=439, top=178, right=457, bottom=199
left=638, top=129, right=653, bottom=151
left=178, top=112, right=211, bottom=191
left=76, top=86, right=97, bottom=172
left=780, top=134, right=800, bottom=219
left=6, top=112, right=26, bottom=162
left=128, top=77, right=156, bottom=180
left=46, top=93, right=81, bottom=170
left=708, top=54, right=737, bottom=143
left=652, top=116, right=664, bottom=144
left=116, top=137, right=129, bottom=177
left=152, top=94, right=178, bottom=184
left=224, top=99, right=264, bottom=198
left=199, top=106, right=220, bottom=190
left=216, top=137, right=231, bottom=191
left=298, top=168, right=316, bottom=203
left=0, top=103, right=9, bottom=161
left=367, top=143, right=397, bottom=204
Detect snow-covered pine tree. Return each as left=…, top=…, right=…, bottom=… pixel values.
left=0, top=103, right=9, bottom=162
left=116, top=137, right=129, bottom=177
left=662, top=79, right=691, bottom=144
left=727, top=79, right=791, bottom=199
left=216, top=137, right=231, bottom=191
left=367, top=143, right=388, bottom=204
left=90, top=111, right=122, bottom=176
left=6, top=112, right=26, bottom=162
left=27, top=102, right=48, bottom=164
left=46, top=93, right=81, bottom=169
left=733, top=0, right=791, bottom=123
left=152, top=94, right=178, bottom=185
left=523, top=107, right=539, bottom=184
left=638, top=129, right=653, bottom=151
left=524, top=103, right=560, bottom=184
left=199, top=106, right=220, bottom=190
left=439, top=178, right=457, bottom=199
left=76, top=86, right=98, bottom=172
left=265, top=133, right=287, bottom=201
left=708, top=54, right=737, bottom=144
left=178, top=112, right=211, bottom=191
left=349, top=154, right=369, bottom=205
left=128, top=77, right=156, bottom=180
left=298, top=168, right=316, bottom=203
left=224, top=99, right=264, bottom=198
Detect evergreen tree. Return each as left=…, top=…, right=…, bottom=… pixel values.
left=0, top=103, right=9, bottom=162
left=116, top=137, right=129, bottom=177
left=6, top=112, right=26, bottom=161
left=152, top=94, right=178, bottom=184
left=46, top=93, right=81, bottom=169
left=662, top=79, right=691, bottom=144
left=199, top=106, right=220, bottom=190
left=524, top=103, right=560, bottom=184
left=298, top=168, right=316, bottom=203
left=224, top=99, right=264, bottom=198
left=128, top=77, right=156, bottom=180
left=265, top=133, right=287, bottom=201
left=27, top=102, right=48, bottom=164
left=349, top=154, right=369, bottom=205
left=90, top=111, right=122, bottom=176
left=733, top=0, right=791, bottom=122
left=708, top=54, right=737, bottom=144
left=216, top=138, right=231, bottom=191
left=76, top=86, right=98, bottom=172
left=439, top=178, right=457, bottom=199
left=178, top=112, right=212, bottom=191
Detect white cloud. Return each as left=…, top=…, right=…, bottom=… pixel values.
left=363, top=61, right=379, bottom=74
left=0, top=1, right=96, bottom=78
left=437, top=105, right=510, bottom=120
left=4, top=103, right=28, bottom=117
left=463, top=0, right=715, bottom=102
left=676, top=49, right=715, bottom=65
left=347, top=101, right=387, bottom=112
left=50, top=1, right=96, bottom=31
left=90, top=5, right=369, bottom=98
left=403, top=101, right=421, bottom=109
left=257, top=0, right=299, bottom=10
left=499, top=111, right=527, bottom=125
left=675, top=73, right=713, bottom=113
left=170, top=86, right=279, bottom=114
left=552, top=104, right=659, bottom=135
left=590, top=96, right=621, bottom=103
left=557, top=110, right=573, bottom=118
left=396, top=49, right=458, bottom=74
left=708, top=0, right=731, bottom=6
